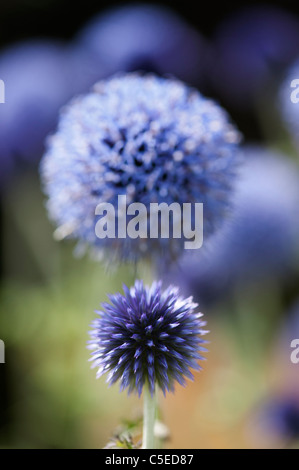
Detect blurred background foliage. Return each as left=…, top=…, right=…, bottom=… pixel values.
left=1, top=0, right=299, bottom=448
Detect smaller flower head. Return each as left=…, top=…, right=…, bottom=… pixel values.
left=88, top=280, right=207, bottom=396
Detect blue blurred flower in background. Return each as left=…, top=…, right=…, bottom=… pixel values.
left=213, top=6, right=299, bottom=109
left=41, top=73, right=240, bottom=263
left=88, top=280, right=207, bottom=396
left=0, top=4, right=211, bottom=190
left=1, top=0, right=299, bottom=450
left=75, top=3, right=209, bottom=86
left=0, top=40, right=74, bottom=187
left=66, top=39, right=108, bottom=96
left=255, top=396, right=299, bottom=442
left=166, top=147, right=299, bottom=305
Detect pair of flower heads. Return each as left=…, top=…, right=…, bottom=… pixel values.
left=41, top=72, right=241, bottom=397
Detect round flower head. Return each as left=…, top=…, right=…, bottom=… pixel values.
left=88, top=280, right=207, bottom=396
left=41, top=73, right=241, bottom=263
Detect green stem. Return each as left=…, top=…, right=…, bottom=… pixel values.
left=142, top=384, right=156, bottom=449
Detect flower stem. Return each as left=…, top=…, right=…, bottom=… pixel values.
left=142, top=384, right=156, bottom=449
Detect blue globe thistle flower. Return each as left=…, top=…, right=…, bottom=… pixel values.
left=213, top=6, right=299, bottom=109
left=0, top=40, right=74, bottom=170
left=76, top=4, right=209, bottom=86
left=41, top=73, right=241, bottom=263
left=88, top=280, right=207, bottom=396
left=165, top=147, right=299, bottom=306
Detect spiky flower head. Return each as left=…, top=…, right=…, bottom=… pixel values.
left=41, top=73, right=241, bottom=263
left=88, top=280, right=207, bottom=396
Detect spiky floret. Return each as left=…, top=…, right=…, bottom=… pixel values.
left=88, top=280, right=207, bottom=396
